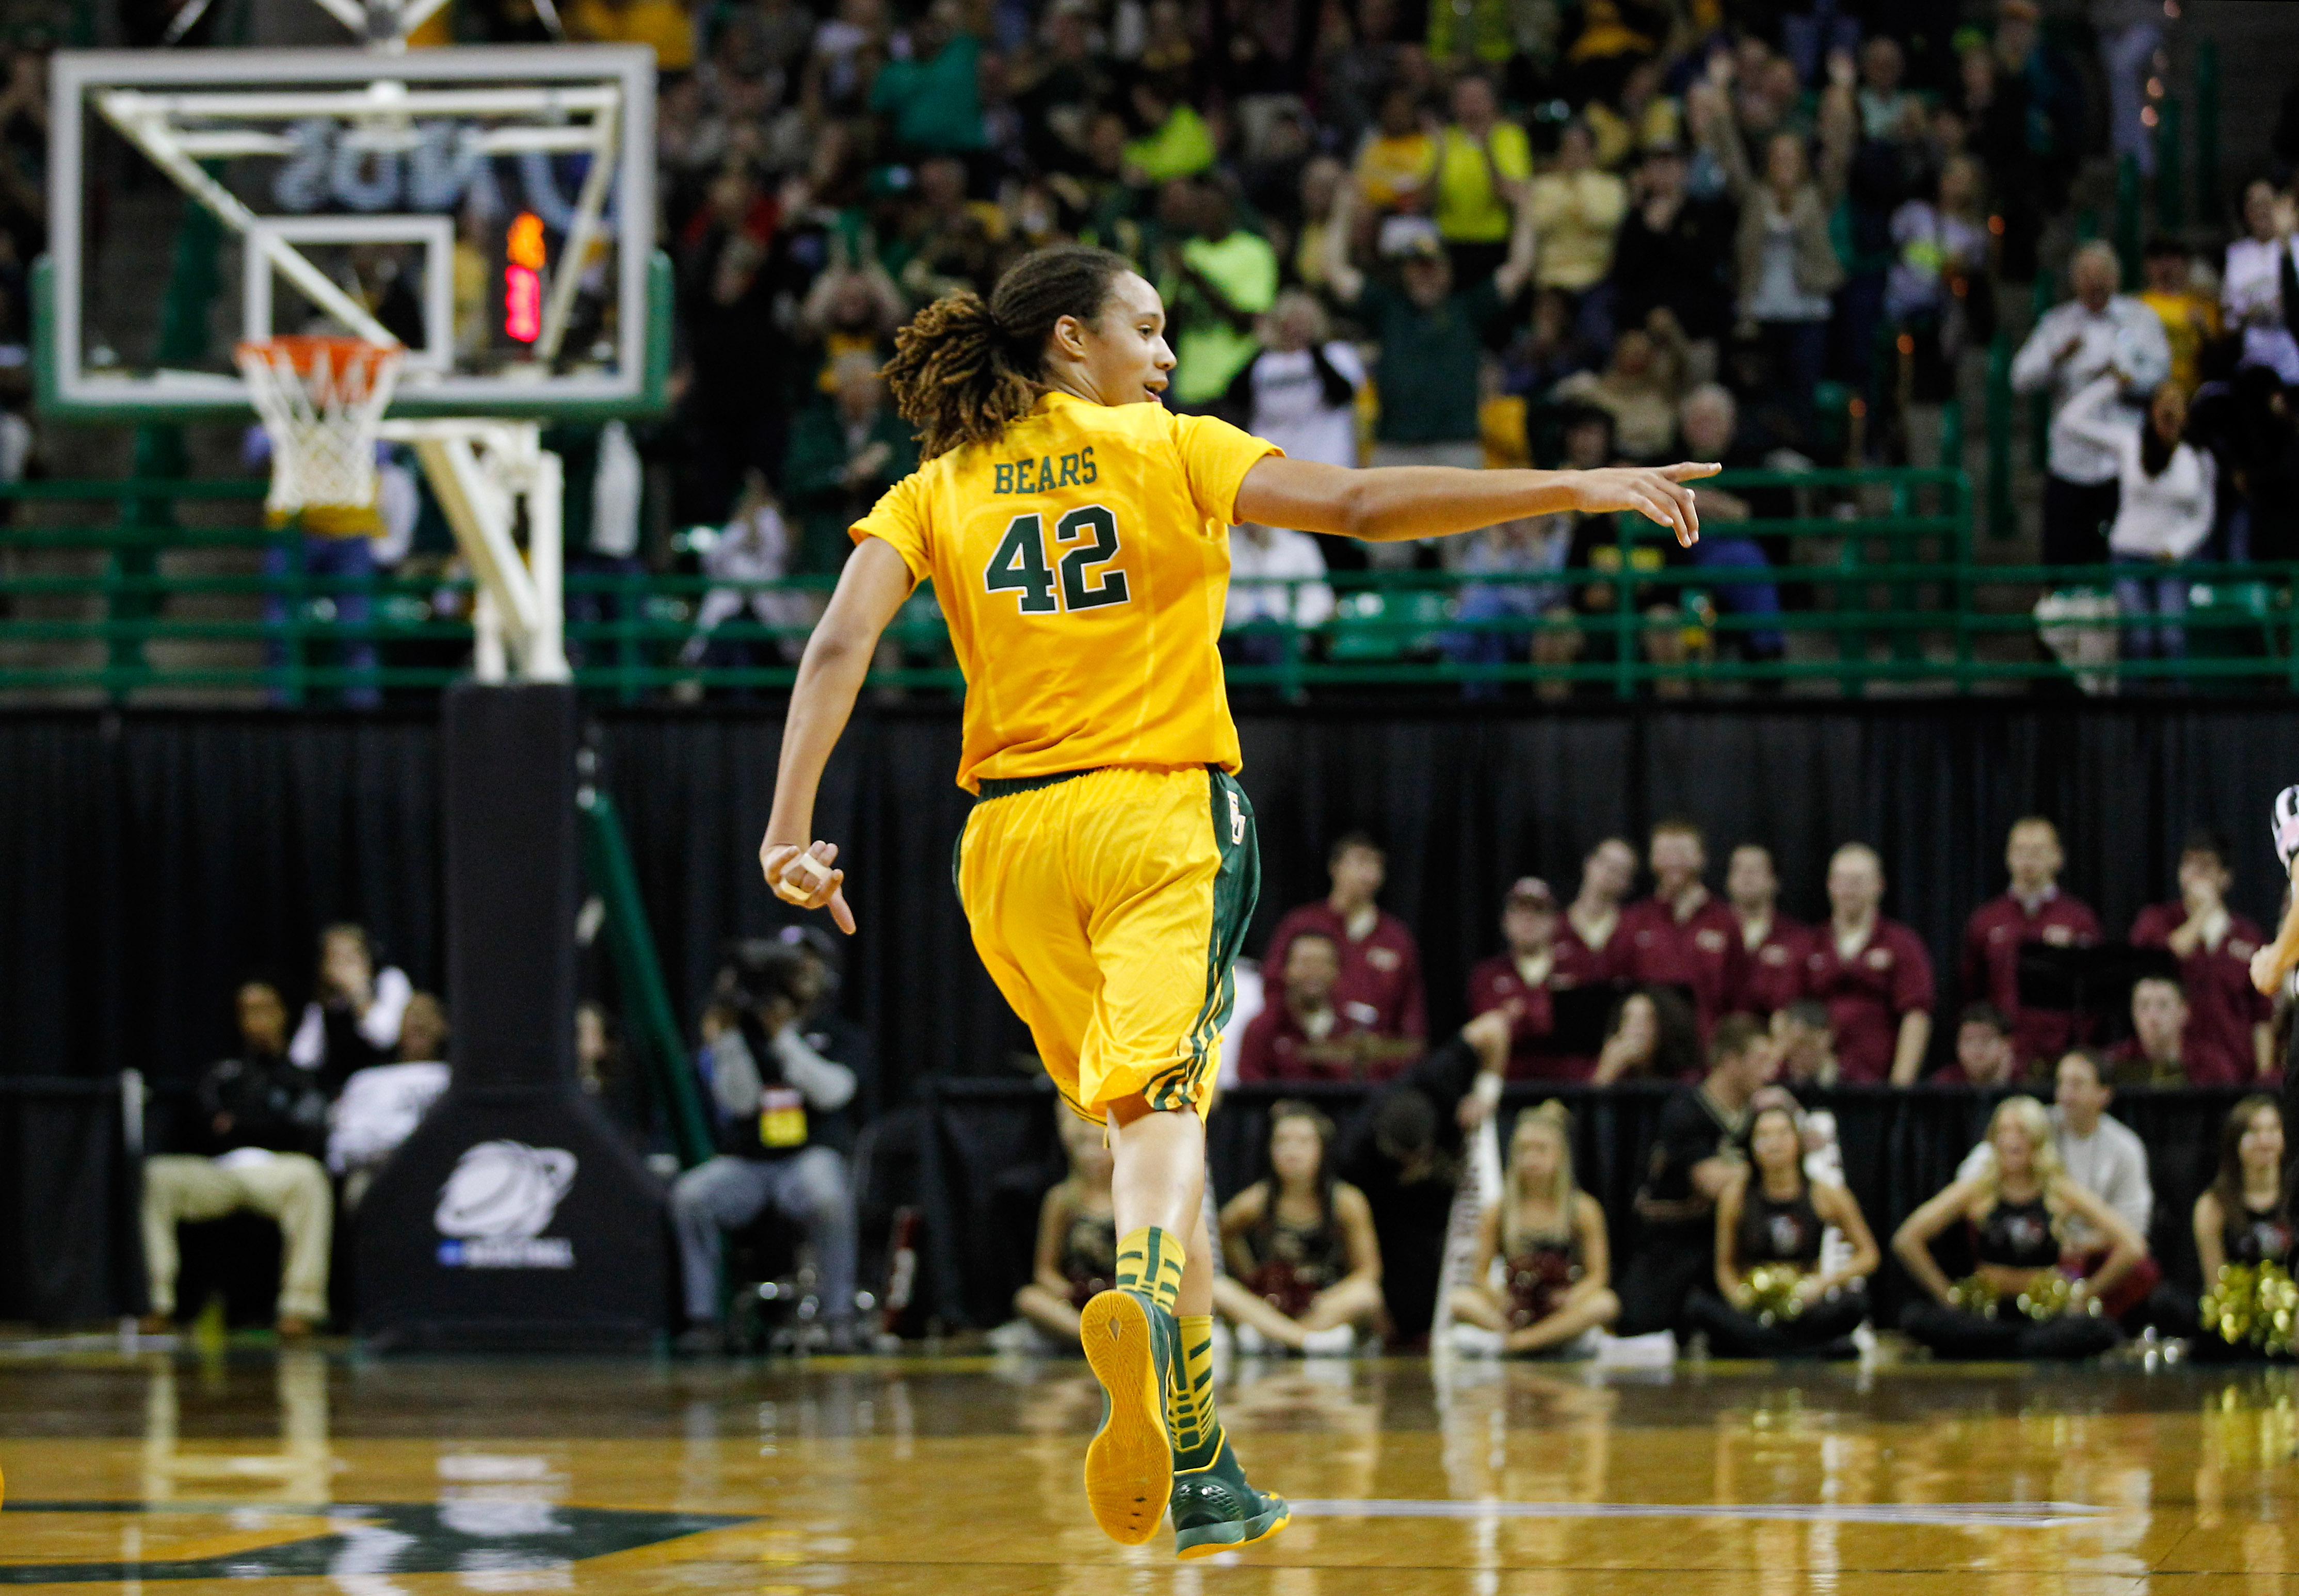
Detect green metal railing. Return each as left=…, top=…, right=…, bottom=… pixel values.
left=3, top=467, right=2294, bottom=701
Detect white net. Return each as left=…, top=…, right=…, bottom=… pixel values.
left=235, top=336, right=405, bottom=515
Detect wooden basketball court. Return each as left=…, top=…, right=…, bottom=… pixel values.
left=2, top=1344, right=2292, bottom=1593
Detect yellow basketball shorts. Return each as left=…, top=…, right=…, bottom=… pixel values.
left=954, top=764, right=1260, bottom=1122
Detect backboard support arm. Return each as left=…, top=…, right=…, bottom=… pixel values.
left=389, top=418, right=569, bottom=684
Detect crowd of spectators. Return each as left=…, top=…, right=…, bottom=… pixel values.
left=598, top=0, right=2299, bottom=682
left=1, top=0, right=2296, bottom=696
left=1233, top=815, right=2282, bottom=1092
left=132, top=0, right=2281, bottom=696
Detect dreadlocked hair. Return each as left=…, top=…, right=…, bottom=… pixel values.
left=883, top=245, right=1134, bottom=461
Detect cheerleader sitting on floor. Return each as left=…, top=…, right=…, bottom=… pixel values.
left=1893, top=1095, right=2143, bottom=1361
left=1449, top=1102, right=1620, bottom=1356
left=1213, top=1101, right=1387, bottom=1353
left=2189, top=1095, right=2296, bottom=1361
left=1685, top=1098, right=1878, bottom=1358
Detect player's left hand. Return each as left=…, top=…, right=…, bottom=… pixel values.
left=761, top=839, right=856, bottom=934
left=1571, top=463, right=1720, bottom=548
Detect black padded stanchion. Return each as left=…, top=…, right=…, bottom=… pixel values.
left=356, top=683, right=665, bottom=1350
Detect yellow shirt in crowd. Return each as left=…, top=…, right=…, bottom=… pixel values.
left=2139, top=288, right=2221, bottom=396
left=1527, top=168, right=1629, bottom=292
left=1433, top=122, right=1532, bottom=244
left=853, top=392, right=1278, bottom=792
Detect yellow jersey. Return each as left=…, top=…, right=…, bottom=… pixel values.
left=853, top=391, right=1279, bottom=793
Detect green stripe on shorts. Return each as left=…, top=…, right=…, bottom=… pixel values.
left=1147, top=767, right=1262, bottom=1113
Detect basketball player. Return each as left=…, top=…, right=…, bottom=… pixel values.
left=755, top=245, right=1714, bottom=1557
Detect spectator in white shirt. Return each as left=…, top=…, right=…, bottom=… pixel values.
left=1225, top=523, right=1334, bottom=668
left=1239, top=291, right=1365, bottom=575
left=290, top=923, right=412, bottom=1093
left=683, top=471, right=815, bottom=670
left=2011, top=240, right=2174, bottom=568
left=1241, top=291, right=1364, bottom=470
left=2055, top=374, right=2215, bottom=673
left=328, top=992, right=451, bottom=1210
left=2223, top=181, right=2299, bottom=385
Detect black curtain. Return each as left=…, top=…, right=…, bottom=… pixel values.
left=5, top=699, right=2299, bottom=1320
left=0, top=714, right=445, bottom=1094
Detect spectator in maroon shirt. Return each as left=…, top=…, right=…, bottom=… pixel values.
left=1931, top=1003, right=2025, bottom=1087
left=1235, top=932, right=1377, bottom=1083
left=2108, top=975, right=2233, bottom=1087
left=1561, top=836, right=1638, bottom=984
left=1616, top=820, right=1749, bottom=1040
left=1464, top=877, right=1595, bottom=1086
left=1800, top=844, right=1936, bottom=1086
left=1264, top=831, right=1428, bottom=1045
left=1727, top=843, right=1807, bottom=1017
left=1959, top=817, right=2102, bottom=1068
left=2129, top=829, right=2275, bottom=1085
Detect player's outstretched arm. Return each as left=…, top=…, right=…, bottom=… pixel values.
left=1233, top=455, right=1721, bottom=548
left=758, top=535, right=914, bottom=933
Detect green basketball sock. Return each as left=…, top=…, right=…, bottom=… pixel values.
left=1166, top=1314, right=1226, bottom=1471
left=1114, top=1226, right=1184, bottom=1314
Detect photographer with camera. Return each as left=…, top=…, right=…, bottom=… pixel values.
left=670, top=929, right=874, bottom=1353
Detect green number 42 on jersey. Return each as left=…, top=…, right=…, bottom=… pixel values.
left=984, top=506, right=1132, bottom=615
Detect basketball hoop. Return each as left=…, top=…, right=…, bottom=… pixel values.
left=235, top=335, right=405, bottom=517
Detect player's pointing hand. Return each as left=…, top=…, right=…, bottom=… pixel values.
left=1569, top=462, right=1722, bottom=548
left=760, top=839, right=857, bottom=934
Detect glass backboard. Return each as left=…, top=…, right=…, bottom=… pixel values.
left=41, top=44, right=665, bottom=422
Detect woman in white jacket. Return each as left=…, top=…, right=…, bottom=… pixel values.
left=2057, top=374, right=2216, bottom=674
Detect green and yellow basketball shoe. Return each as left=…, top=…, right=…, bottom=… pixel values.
left=1170, top=1434, right=1291, bottom=1558
left=1080, top=1287, right=1179, bottom=1545
left=1081, top=1226, right=1187, bottom=1546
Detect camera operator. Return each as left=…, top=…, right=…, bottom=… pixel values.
left=670, top=930, right=873, bottom=1353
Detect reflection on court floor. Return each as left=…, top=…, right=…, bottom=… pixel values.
left=1, top=1344, right=2293, bottom=1593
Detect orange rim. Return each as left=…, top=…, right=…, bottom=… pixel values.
left=235, top=335, right=403, bottom=390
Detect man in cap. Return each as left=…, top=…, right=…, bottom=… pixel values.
left=1463, top=877, right=1597, bottom=1088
